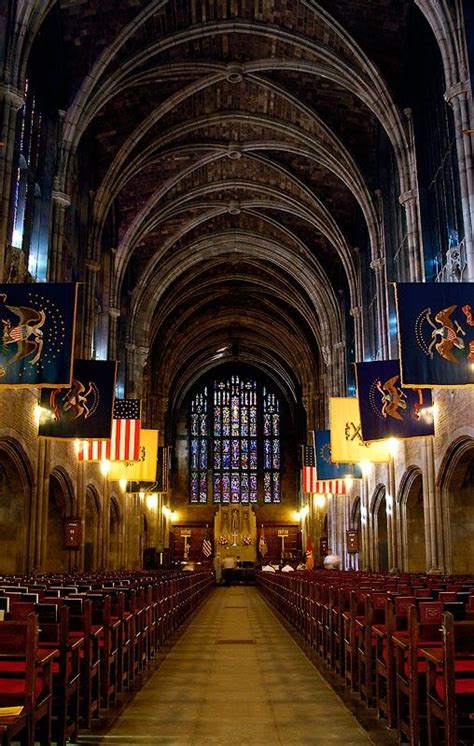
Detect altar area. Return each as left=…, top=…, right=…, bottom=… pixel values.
left=214, top=504, right=257, bottom=561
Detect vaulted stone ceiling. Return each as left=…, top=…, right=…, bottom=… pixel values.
left=51, top=0, right=416, bottom=410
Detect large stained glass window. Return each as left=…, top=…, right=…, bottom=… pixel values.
left=263, top=387, right=281, bottom=503
left=188, top=375, right=281, bottom=503
left=189, top=389, right=208, bottom=503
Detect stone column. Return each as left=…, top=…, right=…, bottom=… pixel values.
left=48, top=184, right=71, bottom=281
left=399, top=189, right=424, bottom=282
left=0, top=84, right=24, bottom=278
left=126, top=344, right=149, bottom=399
left=400, top=108, right=424, bottom=282
left=445, top=83, right=474, bottom=280
left=360, top=476, right=371, bottom=570
left=107, top=307, right=120, bottom=360
left=350, top=306, right=363, bottom=363
left=81, top=259, right=101, bottom=358
left=125, top=343, right=136, bottom=397
left=422, top=437, right=442, bottom=573
left=387, top=457, right=400, bottom=572
left=38, top=441, right=51, bottom=570
left=370, top=257, right=389, bottom=359
left=77, top=462, right=86, bottom=572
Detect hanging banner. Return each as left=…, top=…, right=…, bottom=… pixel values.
left=315, top=430, right=362, bottom=479
left=38, top=359, right=116, bottom=440
left=394, top=282, right=474, bottom=387
left=329, top=397, right=390, bottom=463
left=0, top=283, right=78, bottom=388
left=355, top=359, right=434, bottom=441
left=108, top=429, right=159, bottom=482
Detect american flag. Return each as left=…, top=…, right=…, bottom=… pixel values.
left=302, top=443, right=317, bottom=493
left=77, top=399, right=141, bottom=462
left=202, top=532, right=212, bottom=558
left=314, top=479, right=347, bottom=495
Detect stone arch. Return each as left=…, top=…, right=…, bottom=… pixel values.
left=44, top=466, right=76, bottom=572
left=397, top=467, right=425, bottom=572
left=84, top=484, right=101, bottom=572
left=0, top=437, right=33, bottom=573
left=108, top=496, right=121, bottom=570
left=370, top=484, right=388, bottom=572
left=438, top=435, right=474, bottom=573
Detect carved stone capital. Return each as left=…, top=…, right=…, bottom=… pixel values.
left=125, top=342, right=136, bottom=353
left=137, top=346, right=149, bottom=367
left=350, top=306, right=362, bottom=318
left=321, top=345, right=332, bottom=366
left=0, top=84, right=24, bottom=110
left=108, top=307, right=120, bottom=319
left=399, top=189, right=417, bottom=207
left=85, top=259, right=101, bottom=273
left=370, top=257, right=385, bottom=271
left=52, top=190, right=71, bottom=208
left=444, top=81, right=469, bottom=104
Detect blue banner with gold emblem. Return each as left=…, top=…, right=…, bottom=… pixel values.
left=38, top=359, right=117, bottom=439
left=355, top=360, right=434, bottom=441
left=0, top=283, right=78, bottom=388
left=394, top=283, right=474, bottom=387
left=315, top=431, right=362, bottom=479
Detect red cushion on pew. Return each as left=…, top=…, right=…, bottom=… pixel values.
left=435, top=677, right=474, bottom=700
left=0, top=676, right=43, bottom=698
left=454, top=660, right=474, bottom=674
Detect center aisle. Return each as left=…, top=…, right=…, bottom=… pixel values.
left=84, top=586, right=371, bottom=745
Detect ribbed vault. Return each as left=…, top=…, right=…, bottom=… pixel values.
left=15, top=0, right=448, bottom=422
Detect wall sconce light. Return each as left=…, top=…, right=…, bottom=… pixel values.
left=146, top=493, right=158, bottom=511
left=386, top=437, right=399, bottom=457
left=100, top=459, right=110, bottom=477
left=359, top=460, right=372, bottom=477
left=314, top=494, right=326, bottom=508
left=119, top=478, right=127, bottom=492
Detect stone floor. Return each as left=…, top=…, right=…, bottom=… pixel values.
left=81, top=586, right=373, bottom=745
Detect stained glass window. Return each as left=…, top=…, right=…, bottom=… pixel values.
left=263, top=387, right=281, bottom=502
left=189, top=375, right=281, bottom=504
left=189, top=389, right=208, bottom=503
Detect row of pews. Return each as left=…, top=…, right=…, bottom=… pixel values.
left=0, top=569, right=213, bottom=745
left=257, top=570, right=474, bottom=745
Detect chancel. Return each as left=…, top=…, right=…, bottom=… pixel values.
left=0, top=1, right=473, bottom=744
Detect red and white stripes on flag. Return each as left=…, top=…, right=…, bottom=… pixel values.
left=314, top=479, right=347, bottom=495
left=302, top=444, right=317, bottom=493
left=77, top=399, right=141, bottom=462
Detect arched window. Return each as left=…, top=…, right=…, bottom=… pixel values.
left=189, top=375, right=281, bottom=504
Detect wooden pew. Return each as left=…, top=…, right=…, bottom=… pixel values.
left=0, top=615, right=54, bottom=746
left=393, top=602, right=443, bottom=744
left=423, top=613, right=474, bottom=746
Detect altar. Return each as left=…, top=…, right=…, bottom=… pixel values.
left=214, top=504, right=257, bottom=561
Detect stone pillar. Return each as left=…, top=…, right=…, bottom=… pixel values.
left=370, top=257, right=389, bottom=359
left=125, top=344, right=149, bottom=399
left=360, top=476, right=371, bottom=570
left=399, top=189, right=423, bottom=282
left=48, top=185, right=71, bottom=281
left=107, top=307, right=120, bottom=360
left=445, top=83, right=474, bottom=281
left=76, top=462, right=86, bottom=572
left=400, top=108, right=424, bottom=282
left=38, top=441, right=51, bottom=570
left=81, top=259, right=101, bottom=358
left=422, top=437, right=442, bottom=573
left=350, top=306, right=363, bottom=363
left=0, top=84, right=24, bottom=278
left=125, top=343, right=136, bottom=397
left=386, top=457, right=399, bottom=572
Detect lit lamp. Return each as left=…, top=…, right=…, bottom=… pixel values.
left=119, top=478, right=127, bottom=492
left=100, top=459, right=111, bottom=477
